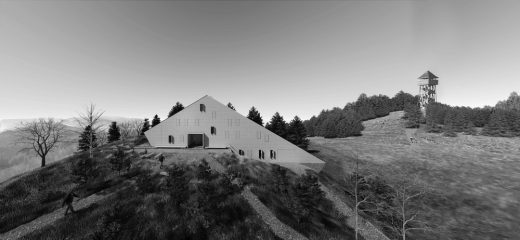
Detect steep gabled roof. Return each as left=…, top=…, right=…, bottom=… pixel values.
left=418, top=71, right=438, bottom=80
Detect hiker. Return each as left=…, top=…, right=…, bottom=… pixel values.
left=63, top=190, right=79, bottom=216
left=158, top=154, right=165, bottom=169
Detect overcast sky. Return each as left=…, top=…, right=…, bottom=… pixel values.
left=1, top=0, right=519, bottom=121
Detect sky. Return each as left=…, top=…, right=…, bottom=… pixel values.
left=1, top=0, right=519, bottom=121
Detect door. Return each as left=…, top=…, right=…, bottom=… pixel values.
left=188, top=134, right=204, bottom=148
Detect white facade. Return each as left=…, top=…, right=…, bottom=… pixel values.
left=144, top=96, right=325, bottom=172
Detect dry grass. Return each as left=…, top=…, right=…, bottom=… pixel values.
left=310, top=111, right=520, bottom=240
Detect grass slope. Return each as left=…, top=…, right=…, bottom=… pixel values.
left=311, top=111, right=520, bottom=240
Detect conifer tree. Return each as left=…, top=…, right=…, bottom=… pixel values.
left=465, top=121, right=477, bottom=135
left=482, top=109, right=510, bottom=137
left=247, top=106, right=263, bottom=126
left=443, top=110, right=458, bottom=137
left=425, top=104, right=442, bottom=133
left=404, top=103, right=422, bottom=128
left=287, top=116, right=309, bottom=150
left=336, top=110, right=365, bottom=137
left=227, top=102, right=236, bottom=111
left=78, top=125, right=97, bottom=152
left=151, top=114, right=161, bottom=127
left=141, top=118, right=150, bottom=135
left=168, top=102, right=184, bottom=117
left=320, top=118, right=338, bottom=138
left=266, top=112, right=288, bottom=138
left=107, top=122, right=121, bottom=143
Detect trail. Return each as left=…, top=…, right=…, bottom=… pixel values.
left=0, top=192, right=114, bottom=240
left=205, top=155, right=308, bottom=240
left=319, top=184, right=390, bottom=240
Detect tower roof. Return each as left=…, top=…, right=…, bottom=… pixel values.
left=418, top=71, right=438, bottom=80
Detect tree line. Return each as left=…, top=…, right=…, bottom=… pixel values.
left=304, top=91, right=419, bottom=138
left=404, top=91, right=520, bottom=137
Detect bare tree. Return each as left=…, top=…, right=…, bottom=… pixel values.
left=131, top=119, right=143, bottom=137
left=76, top=103, right=104, bottom=159
left=344, top=154, right=370, bottom=240
left=15, top=118, right=67, bottom=167
left=119, top=121, right=133, bottom=144
left=97, top=130, right=108, bottom=146
left=391, top=173, right=429, bottom=240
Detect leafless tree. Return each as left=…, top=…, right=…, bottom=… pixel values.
left=119, top=121, right=133, bottom=144
left=344, top=154, right=371, bottom=240
left=131, top=119, right=143, bottom=136
left=76, top=103, right=104, bottom=159
left=15, top=118, right=67, bottom=167
left=391, top=173, right=429, bottom=240
left=97, top=130, right=108, bottom=146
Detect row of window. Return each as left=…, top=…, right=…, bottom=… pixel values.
left=168, top=128, right=269, bottom=142
left=237, top=149, right=276, bottom=160
left=173, top=118, right=240, bottom=127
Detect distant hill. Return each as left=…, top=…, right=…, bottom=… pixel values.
left=0, top=116, right=140, bottom=183
left=0, top=116, right=140, bottom=133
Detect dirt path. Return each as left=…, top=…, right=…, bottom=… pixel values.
left=320, top=184, right=390, bottom=240
left=241, top=186, right=308, bottom=240
left=0, top=192, right=114, bottom=240
left=204, top=155, right=308, bottom=240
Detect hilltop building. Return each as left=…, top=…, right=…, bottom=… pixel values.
left=418, top=71, right=439, bottom=108
left=144, top=96, right=324, bottom=172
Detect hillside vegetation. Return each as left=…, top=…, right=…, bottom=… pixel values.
left=1, top=138, right=359, bottom=240
left=310, top=111, right=520, bottom=240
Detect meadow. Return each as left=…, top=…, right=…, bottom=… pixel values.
left=310, top=111, right=520, bottom=240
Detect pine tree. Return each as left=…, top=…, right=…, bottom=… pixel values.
left=320, top=118, right=338, bottom=138
left=336, top=110, right=365, bottom=137
left=266, top=112, right=287, bottom=138
left=404, top=103, right=422, bottom=128
left=465, top=121, right=477, bottom=135
left=168, top=102, right=184, bottom=117
left=141, top=118, right=150, bottom=135
left=354, top=93, right=376, bottom=120
left=443, top=110, right=458, bottom=137
left=482, top=109, right=511, bottom=137
left=78, top=125, right=97, bottom=152
left=247, top=106, right=263, bottom=126
left=107, top=122, right=121, bottom=143
left=151, top=114, right=161, bottom=127
left=227, top=102, right=236, bottom=111
left=287, top=116, right=309, bottom=150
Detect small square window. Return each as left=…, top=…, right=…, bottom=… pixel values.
left=200, top=104, right=206, bottom=112
left=211, top=126, right=217, bottom=135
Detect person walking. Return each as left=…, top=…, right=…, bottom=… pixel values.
left=158, top=154, right=165, bottom=169
left=63, top=190, right=79, bottom=216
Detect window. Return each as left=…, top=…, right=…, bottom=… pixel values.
left=264, top=134, right=269, bottom=142
left=200, top=104, right=206, bottom=112
left=212, top=111, right=217, bottom=120
left=270, top=150, right=276, bottom=160
left=176, top=119, right=181, bottom=126
left=256, top=131, right=262, bottom=139
left=194, top=119, right=200, bottom=126
left=239, top=149, right=245, bottom=156
left=168, top=135, right=174, bottom=144
left=211, top=126, right=217, bottom=135
left=258, top=150, right=265, bottom=159
left=227, top=119, right=233, bottom=127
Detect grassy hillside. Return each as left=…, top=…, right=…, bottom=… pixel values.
left=310, top=111, right=520, bottom=240
left=1, top=138, right=358, bottom=240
